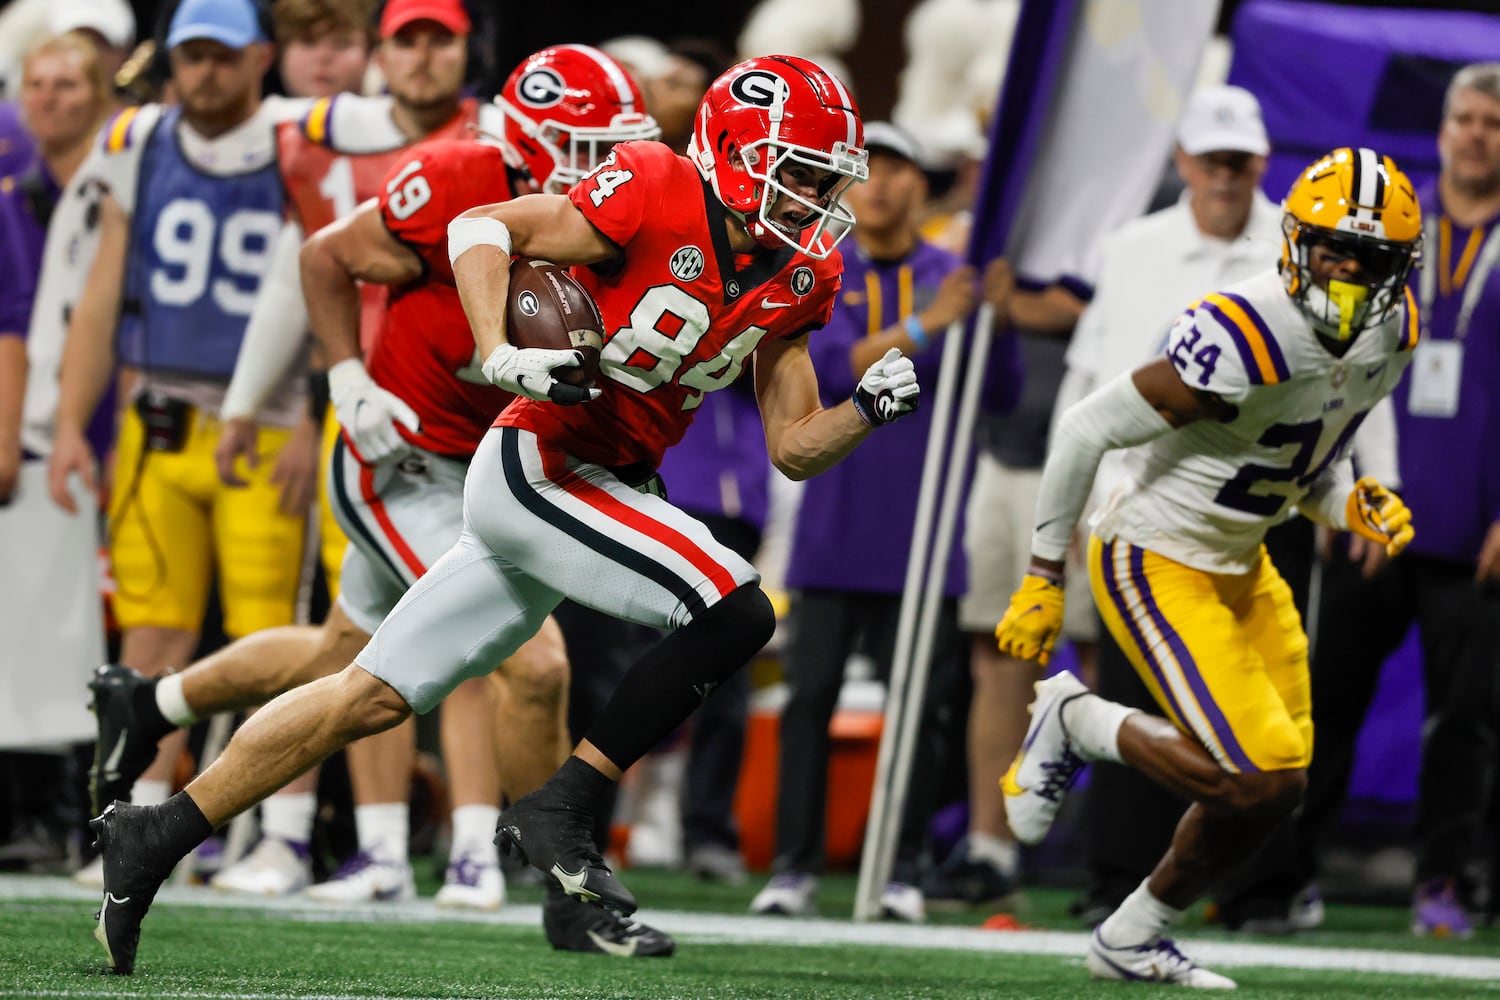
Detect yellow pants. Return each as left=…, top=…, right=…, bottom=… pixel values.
left=318, top=404, right=350, bottom=598
left=109, top=405, right=307, bottom=637
left=1089, top=534, right=1312, bottom=773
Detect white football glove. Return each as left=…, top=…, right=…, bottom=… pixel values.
left=852, top=347, right=920, bottom=426
left=481, top=343, right=600, bottom=405
left=328, top=358, right=421, bottom=464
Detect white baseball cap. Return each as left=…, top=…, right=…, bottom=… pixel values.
left=863, top=122, right=925, bottom=168
left=1177, top=85, right=1270, bottom=157
left=49, top=0, right=136, bottom=49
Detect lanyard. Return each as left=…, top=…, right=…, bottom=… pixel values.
left=864, top=264, right=914, bottom=336
left=1420, top=212, right=1500, bottom=342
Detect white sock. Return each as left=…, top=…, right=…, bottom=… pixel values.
left=354, top=803, right=409, bottom=862
left=1097, top=879, right=1183, bottom=948
left=259, top=792, right=315, bottom=846
left=1060, top=693, right=1137, bottom=763
left=155, top=674, right=198, bottom=727
left=132, top=780, right=170, bottom=807
left=966, top=831, right=1019, bottom=878
left=449, top=804, right=501, bottom=861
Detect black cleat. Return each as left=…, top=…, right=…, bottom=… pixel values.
left=543, top=884, right=674, bottom=957
left=89, top=664, right=171, bottom=816
left=921, top=841, right=1017, bottom=911
left=495, top=788, right=636, bottom=915
left=91, top=802, right=174, bottom=975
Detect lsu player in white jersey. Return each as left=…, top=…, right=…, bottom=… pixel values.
left=994, top=147, right=1423, bottom=990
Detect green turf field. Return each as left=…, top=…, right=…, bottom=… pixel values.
left=4, top=870, right=1499, bottom=1000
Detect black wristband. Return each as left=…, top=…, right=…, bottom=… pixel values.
left=307, top=370, right=330, bottom=421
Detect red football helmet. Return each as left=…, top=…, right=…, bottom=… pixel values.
left=689, top=54, right=868, bottom=259
left=496, top=45, right=661, bottom=194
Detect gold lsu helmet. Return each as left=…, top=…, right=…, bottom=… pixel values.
left=1280, top=147, right=1422, bottom=340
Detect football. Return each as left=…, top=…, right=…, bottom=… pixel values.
left=507, top=258, right=606, bottom=387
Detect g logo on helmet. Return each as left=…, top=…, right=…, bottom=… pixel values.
left=517, top=68, right=565, bottom=108
left=729, top=70, right=785, bottom=108
left=517, top=290, right=541, bottom=316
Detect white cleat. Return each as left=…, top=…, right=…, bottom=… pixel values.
left=71, top=855, right=105, bottom=889
left=303, top=851, right=415, bottom=903
left=434, top=849, right=505, bottom=911
left=1087, top=928, right=1237, bottom=989
left=749, top=872, right=818, bottom=916
left=879, top=881, right=926, bottom=923
left=210, top=837, right=312, bottom=896
left=1001, top=671, right=1090, bottom=845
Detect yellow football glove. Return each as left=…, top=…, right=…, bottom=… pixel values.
left=1346, top=476, right=1415, bottom=557
left=995, top=574, right=1066, bottom=666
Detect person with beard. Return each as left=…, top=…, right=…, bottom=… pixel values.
left=47, top=0, right=322, bottom=868
left=203, top=0, right=519, bottom=908
left=1231, top=61, right=1500, bottom=941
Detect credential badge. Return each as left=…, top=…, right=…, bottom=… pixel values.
left=670, top=245, right=705, bottom=282
left=791, top=266, right=815, bottom=297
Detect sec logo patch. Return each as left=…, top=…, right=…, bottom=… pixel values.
left=670, top=245, right=705, bottom=281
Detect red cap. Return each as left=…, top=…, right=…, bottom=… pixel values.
left=379, top=0, right=470, bottom=37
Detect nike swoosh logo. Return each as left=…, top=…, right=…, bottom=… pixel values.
left=551, top=863, right=599, bottom=902
left=101, top=735, right=126, bottom=780
left=586, top=928, right=641, bottom=957
left=1365, top=363, right=1387, bottom=379
left=761, top=297, right=792, bottom=309
left=105, top=891, right=131, bottom=906
left=1000, top=757, right=1026, bottom=797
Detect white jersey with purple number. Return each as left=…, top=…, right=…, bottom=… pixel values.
left=1090, top=268, right=1418, bottom=574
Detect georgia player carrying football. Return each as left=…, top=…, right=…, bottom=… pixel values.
left=88, top=54, right=920, bottom=970
left=86, top=46, right=670, bottom=972
left=992, top=147, right=1422, bottom=988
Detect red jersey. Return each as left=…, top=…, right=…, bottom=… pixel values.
left=498, top=141, right=842, bottom=469
left=371, top=139, right=519, bottom=459
left=278, top=95, right=480, bottom=351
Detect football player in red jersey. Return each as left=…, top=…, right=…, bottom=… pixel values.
left=208, top=0, right=505, bottom=907
left=87, top=48, right=671, bottom=973
left=88, top=0, right=511, bottom=907
left=90, top=55, right=918, bottom=967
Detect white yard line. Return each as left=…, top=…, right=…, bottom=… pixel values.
left=5, top=875, right=1500, bottom=982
